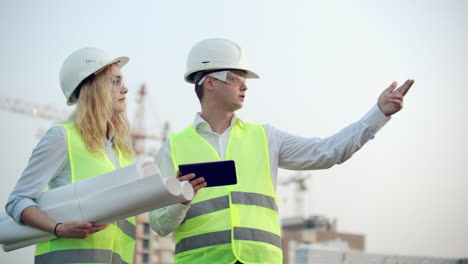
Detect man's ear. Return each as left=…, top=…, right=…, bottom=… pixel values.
left=204, top=75, right=216, bottom=92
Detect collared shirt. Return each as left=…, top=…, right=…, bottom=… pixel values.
left=150, top=104, right=390, bottom=236
left=5, top=126, right=120, bottom=224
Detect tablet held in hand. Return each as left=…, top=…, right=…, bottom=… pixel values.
left=179, top=160, right=237, bottom=187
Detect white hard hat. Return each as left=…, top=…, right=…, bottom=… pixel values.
left=59, top=47, right=129, bottom=105
left=184, top=38, right=259, bottom=84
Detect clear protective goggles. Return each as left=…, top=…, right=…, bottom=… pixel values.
left=110, top=75, right=126, bottom=88
left=197, top=70, right=246, bottom=86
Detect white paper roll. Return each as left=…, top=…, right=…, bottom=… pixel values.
left=180, top=181, right=195, bottom=201
left=85, top=176, right=184, bottom=225
left=0, top=162, right=193, bottom=252
left=75, top=163, right=143, bottom=199
left=2, top=234, right=56, bottom=252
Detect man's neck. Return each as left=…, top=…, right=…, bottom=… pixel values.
left=200, top=110, right=235, bottom=134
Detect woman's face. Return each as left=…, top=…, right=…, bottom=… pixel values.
left=107, top=65, right=128, bottom=114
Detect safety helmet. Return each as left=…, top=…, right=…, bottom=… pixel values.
left=59, top=47, right=129, bottom=105
left=184, top=38, right=259, bottom=84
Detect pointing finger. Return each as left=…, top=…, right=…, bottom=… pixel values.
left=397, top=79, right=414, bottom=96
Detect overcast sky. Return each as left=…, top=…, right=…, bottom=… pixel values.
left=1, top=0, right=467, bottom=262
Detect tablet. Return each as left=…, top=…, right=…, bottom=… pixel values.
left=178, top=160, right=237, bottom=187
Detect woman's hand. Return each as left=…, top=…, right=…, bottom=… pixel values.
left=21, top=206, right=109, bottom=239
left=55, top=221, right=109, bottom=239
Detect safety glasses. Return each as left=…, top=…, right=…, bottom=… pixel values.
left=197, top=71, right=246, bottom=86
left=110, top=75, right=126, bottom=88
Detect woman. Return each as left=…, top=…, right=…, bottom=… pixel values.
left=6, top=47, right=136, bottom=264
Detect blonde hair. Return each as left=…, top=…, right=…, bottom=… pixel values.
left=69, top=65, right=133, bottom=159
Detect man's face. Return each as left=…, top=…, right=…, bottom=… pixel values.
left=210, top=70, right=248, bottom=111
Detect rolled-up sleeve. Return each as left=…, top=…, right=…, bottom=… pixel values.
left=5, top=126, right=68, bottom=224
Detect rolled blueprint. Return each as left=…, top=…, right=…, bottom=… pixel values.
left=0, top=161, right=193, bottom=252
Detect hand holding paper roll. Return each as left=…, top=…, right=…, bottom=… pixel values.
left=20, top=206, right=108, bottom=239
left=55, top=222, right=109, bottom=239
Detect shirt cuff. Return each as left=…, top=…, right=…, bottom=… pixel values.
left=168, top=203, right=191, bottom=216
left=149, top=203, right=191, bottom=236
left=361, top=104, right=391, bottom=131
left=12, top=199, right=37, bottom=224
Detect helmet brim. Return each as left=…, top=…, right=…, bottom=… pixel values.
left=185, top=68, right=259, bottom=84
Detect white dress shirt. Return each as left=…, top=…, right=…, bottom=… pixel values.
left=150, top=104, right=390, bottom=236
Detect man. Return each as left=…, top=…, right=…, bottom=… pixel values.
left=150, top=38, right=414, bottom=264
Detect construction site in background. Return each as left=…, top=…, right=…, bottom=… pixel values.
left=1, top=88, right=466, bottom=264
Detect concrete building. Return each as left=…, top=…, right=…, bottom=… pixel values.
left=295, top=248, right=465, bottom=264
left=282, top=215, right=365, bottom=264
left=132, top=213, right=467, bottom=264
left=133, top=213, right=175, bottom=264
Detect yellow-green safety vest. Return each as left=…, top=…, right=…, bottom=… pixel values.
left=170, top=120, right=283, bottom=264
left=35, top=123, right=136, bottom=264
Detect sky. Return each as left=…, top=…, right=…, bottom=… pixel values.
left=1, top=0, right=467, bottom=262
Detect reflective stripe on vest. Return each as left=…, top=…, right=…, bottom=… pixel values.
left=175, top=227, right=281, bottom=254
left=170, top=121, right=283, bottom=264
left=35, top=249, right=128, bottom=264
left=116, top=219, right=136, bottom=239
left=185, top=192, right=277, bottom=221
left=34, top=123, right=135, bottom=264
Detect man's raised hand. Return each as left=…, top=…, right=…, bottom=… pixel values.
left=377, top=79, right=415, bottom=116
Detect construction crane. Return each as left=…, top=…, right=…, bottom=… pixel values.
left=0, top=96, right=70, bottom=122
left=131, top=84, right=170, bottom=162
left=280, top=172, right=312, bottom=218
